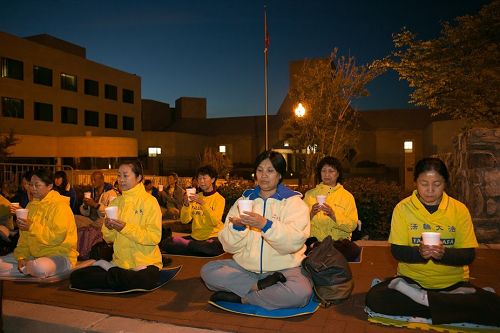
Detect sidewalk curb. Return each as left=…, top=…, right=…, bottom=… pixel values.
left=3, top=300, right=226, bottom=333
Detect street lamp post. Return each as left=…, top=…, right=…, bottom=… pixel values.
left=293, top=103, right=306, bottom=187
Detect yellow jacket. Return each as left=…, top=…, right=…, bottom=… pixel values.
left=102, top=183, right=162, bottom=270
left=14, top=190, right=78, bottom=266
left=304, top=183, right=358, bottom=241
left=180, top=191, right=225, bottom=240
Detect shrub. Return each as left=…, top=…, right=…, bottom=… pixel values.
left=343, top=177, right=405, bottom=240
left=217, top=179, right=254, bottom=221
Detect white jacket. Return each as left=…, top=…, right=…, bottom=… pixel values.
left=219, top=184, right=310, bottom=273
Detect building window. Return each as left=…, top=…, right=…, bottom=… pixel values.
left=61, top=106, right=78, bottom=124
left=123, top=116, right=134, bottom=131
left=84, top=110, right=99, bottom=127
left=105, top=113, right=118, bottom=129
left=60, top=73, right=77, bottom=91
left=122, top=89, right=134, bottom=104
left=1, top=57, right=23, bottom=80
left=34, top=102, right=53, bottom=121
left=105, top=84, right=117, bottom=100
left=148, top=147, right=161, bottom=157
left=84, top=79, right=99, bottom=96
left=404, top=140, right=413, bottom=153
left=219, top=145, right=226, bottom=154
left=1, top=97, right=24, bottom=118
left=33, top=66, right=52, bottom=86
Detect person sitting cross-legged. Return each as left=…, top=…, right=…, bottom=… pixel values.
left=201, top=150, right=313, bottom=310
left=160, top=165, right=225, bottom=257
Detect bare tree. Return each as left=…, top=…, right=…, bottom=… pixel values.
left=199, top=147, right=233, bottom=179
left=0, top=129, right=18, bottom=161
left=284, top=49, right=385, bottom=185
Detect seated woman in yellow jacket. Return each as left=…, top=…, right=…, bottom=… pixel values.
left=160, top=165, right=225, bottom=257
left=0, top=168, right=78, bottom=278
left=303, top=156, right=360, bottom=261
left=70, top=160, right=163, bottom=291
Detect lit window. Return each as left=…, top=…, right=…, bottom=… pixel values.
left=219, top=145, right=226, bottom=153
left=61, top=73, right=77, bottom=91
left=404, top=141, right=413, bottom=153
left=148, top=147, right=161, bottom=157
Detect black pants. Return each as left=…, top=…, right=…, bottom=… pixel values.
left=70, top=265, right=160, bottom=291
left=365, top=276, right=500, bottom=326
left=160, top=236, right=224, bottom=257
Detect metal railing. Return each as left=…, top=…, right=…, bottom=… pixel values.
left=0, top=163, right=74, bottom=193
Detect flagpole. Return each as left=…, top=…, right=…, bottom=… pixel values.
left=264, top=6, right=269, bottom=151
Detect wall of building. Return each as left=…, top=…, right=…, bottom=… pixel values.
left=175, top=97, right=206, bottom=119
left=424, top=119, right=466, bottom=156
left=6, top=134, right=137, bottom=158
left=0, top=31, right=141, bottom=140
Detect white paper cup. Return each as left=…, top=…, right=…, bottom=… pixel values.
left=316, top=195, right=326, bottom=206
left=84, top=192, right=92, bottom=199
left=15, top=208, right=28, bottom=220
left=186, top=188, right=197, bottom=201
left=421, top=232, right=441, bottom=245
left=105, top=206, right=119, bottom=219
left=158, top=184, right=164, bottom=192
left=238, top=199, right=253, bottom=215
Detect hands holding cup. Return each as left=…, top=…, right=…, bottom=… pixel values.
left=419, top=232, right=444, bottom=260
left=15, top=208, right=32, bottom=230
left=104, top=206, right=125, bottom=231
left=9, top=202, right=20, bottom=214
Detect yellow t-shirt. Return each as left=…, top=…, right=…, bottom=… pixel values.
left=180, top=191, right=225, bottom=240
left=389, top=190, right=478, bottom=289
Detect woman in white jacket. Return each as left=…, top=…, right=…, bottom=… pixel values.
left=201, top=151, right=312, bottom=310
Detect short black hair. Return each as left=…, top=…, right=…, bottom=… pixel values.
left=144, top=179, right=152, bottom=186
left=196, top=165, right=218, bottom=183
left=32, top=169, right=54, bottom=186
left=54, top=170, right=68, bottom=188
left=413, top=157, right=449, bottom=184
left=120, top=160, right=144, bottom=182
left=316, top=156, right=343, bottom=184
left=254, top=150, right=286, bottom=184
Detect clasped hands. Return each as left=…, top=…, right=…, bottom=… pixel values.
left=419, top=242, right=445, bottom=260
left=229, top=211, right=267, bottom=229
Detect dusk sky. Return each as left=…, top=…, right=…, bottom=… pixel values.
left=0, top=0, right=490, bottom=118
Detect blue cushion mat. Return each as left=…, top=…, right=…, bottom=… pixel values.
left=209, top=295, right=320, bottom=318
left=69, top=265, right=182, bottom=294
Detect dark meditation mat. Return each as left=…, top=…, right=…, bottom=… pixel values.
left=0, top=259, right=95, bottom=283
left=69, top=265, right=182, bottom=294
left=209, top=295, right=320, bottom=318
left=365, top=279, right=499, bottom=333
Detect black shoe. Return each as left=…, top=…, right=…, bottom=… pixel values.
left=257, top=272, right=287, bottom=290
left=210, top=291, right=241, bottom=303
